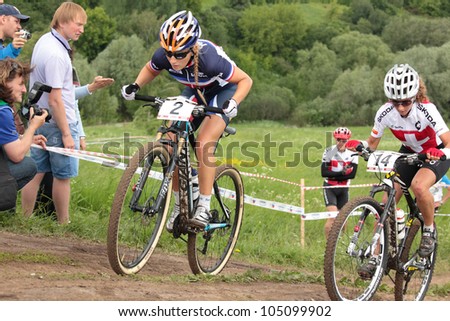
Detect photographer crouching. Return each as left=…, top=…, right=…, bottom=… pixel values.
left=0, top=58, right=48, bottom=212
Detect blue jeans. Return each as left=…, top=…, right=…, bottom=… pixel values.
left=31, top=122, right=80, bottom=179
left=7, top=156, right=37, bottom=190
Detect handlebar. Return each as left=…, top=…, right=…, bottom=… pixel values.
left=355, top=145, right=446, bottom=163
left=134, top=94, right=157, bottom=102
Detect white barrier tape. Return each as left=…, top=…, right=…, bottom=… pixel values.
left=301, top=211, right=338, bottom=220
left=302, top=211, right=450, bottom=220
left=31, top=144, right=450, bottom=219
left=31, top=144, right=304, bottom=215
left=239, top=172, right=303, bottom=187
left=31, top=143, right=131, bottom=160
left=31, top=144, right=129, bottom=170
left=244, top=195, right=304, bottom=215
left=302, top=183, right=376, bottom=190
left=216, top=187, right=304, bottom=215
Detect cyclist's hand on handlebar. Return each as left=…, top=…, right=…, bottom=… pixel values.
left=222, top=99, right=238, bottom=119
left=346, top=140, right=363, bottom=151
left=424, top=147, right=447, bottom=161
left=121, top=83, right=140, bottom=100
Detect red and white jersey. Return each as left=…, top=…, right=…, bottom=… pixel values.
left=322, top=146, right=358, bottom=186
left=371, top=101, right=449, bottom=153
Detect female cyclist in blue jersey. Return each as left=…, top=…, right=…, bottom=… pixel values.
left=122, top=10, right=253, bottom=230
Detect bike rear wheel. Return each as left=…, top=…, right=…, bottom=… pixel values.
left=107, top=143, right=172, bottom=275
left=324, top=196, right=388, bottom=301
left=187, top=165, right=244, bottom=275
left=394, top=220, right=437, bottom=300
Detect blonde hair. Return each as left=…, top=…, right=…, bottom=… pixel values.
left=50, top=2, right=87, bottom=29
left=192, top=43, right=199, bottom=88
left=416, top=78, right=429, bottom=103
left=191, top=43, right=208, bottom=105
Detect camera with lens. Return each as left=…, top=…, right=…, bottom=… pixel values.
left=19, top=29, right=32, bottom=40
left=21, top=82, right=52, bottom=122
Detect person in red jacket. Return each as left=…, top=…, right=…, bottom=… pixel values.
left=321, top=127, right=358, bottom=237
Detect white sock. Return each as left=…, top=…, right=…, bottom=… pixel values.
left=424, top=224, right=434, bottom=232
left=173, top=191, right=179, bottom=206
left=197, top=194, right=211, bottom=211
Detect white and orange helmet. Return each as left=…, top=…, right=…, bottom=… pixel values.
left=159, top=10, right=201, bottom=52
left=333, top=127, right=352, bottom=140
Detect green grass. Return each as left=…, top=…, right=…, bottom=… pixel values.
left=3, top=121, right=450, bottom=284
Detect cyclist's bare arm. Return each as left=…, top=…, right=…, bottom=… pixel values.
left=134, top=64, right=160, bottom=88
left=433, top=131, right=450, bottom=160
left=367, top=136, right=381, bottom=151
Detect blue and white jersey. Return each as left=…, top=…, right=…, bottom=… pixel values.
left=149, top=39, right=235, bottom=96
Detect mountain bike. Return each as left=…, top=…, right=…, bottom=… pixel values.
left=107, top=95, right=244, bottom=275
left=324, top=146, right=439, bottom=301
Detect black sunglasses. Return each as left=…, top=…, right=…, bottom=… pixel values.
left=337, top=138, right=348, bottom=142
left=164, top=49, right=191, bottom=60
left=391, top=99, right=413, bottom=107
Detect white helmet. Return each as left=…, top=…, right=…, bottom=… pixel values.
left=384, top=64, right=419, bottom=100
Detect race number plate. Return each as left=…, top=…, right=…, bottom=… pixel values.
left=157, top=96, right=196, bottom=121
left=366, top=150, right=402, bottom=173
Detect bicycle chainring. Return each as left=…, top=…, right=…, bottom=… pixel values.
left=172, top=215, right=189, bottom=238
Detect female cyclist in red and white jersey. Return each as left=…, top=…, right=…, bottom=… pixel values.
left=346, top=64, right=450, bottom=263
left=121, top=10, right=252, bottom=231
left=321, top=127, right=358, bottom=237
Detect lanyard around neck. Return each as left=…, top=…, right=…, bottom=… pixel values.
left=51, top=30, right=72, bottom=60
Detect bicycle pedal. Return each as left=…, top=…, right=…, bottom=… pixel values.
left=188, top=218, right=206, bottom=229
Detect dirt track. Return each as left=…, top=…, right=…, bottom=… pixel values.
left=0, top=231, right=329, bottom=301
left=0, top=231, right=448, bottom=301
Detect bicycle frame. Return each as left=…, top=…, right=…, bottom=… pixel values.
left=107, top=94, right=245, bottom=276
left=351, top=159, right=425, bottom=269
left=148, top=119, right=232, bottom=234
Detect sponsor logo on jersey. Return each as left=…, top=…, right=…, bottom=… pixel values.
left=415, top=121, right=421, bottom=130
left=416, top=103, right=436, bottom=127
left=377, top=105, right=394, bottom=123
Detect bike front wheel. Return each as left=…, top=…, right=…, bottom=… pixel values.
left=394, top=220, right=437, bottom=300
left=324, top=196, right=388, bottom=301
left=107, top=142, right=172, bottom=275
left=187, top=165, right=244, bottom=275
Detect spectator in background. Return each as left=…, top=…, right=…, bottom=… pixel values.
left=321, top=127, right=358, bottom=238
left=430, top=174, right=450, bottom=212
left=36, top=69, right=114, bottom=217
left=21, top=2, right=87, bottom=224
left=0, top=59, right=47, bottom=211
left=0, top=3, right=31, bottom=138
left=0, top=3, right=30, bottom=59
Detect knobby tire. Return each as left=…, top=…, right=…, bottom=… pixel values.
left=324, top=196, right=388, bottom=301
left=187, top=165, right=244, bottom=275
left=107, top=143, right=172, bottom=275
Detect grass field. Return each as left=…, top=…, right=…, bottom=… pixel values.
left=2, top=120, right=450, bottom=298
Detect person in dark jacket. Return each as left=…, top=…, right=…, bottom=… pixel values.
left=321, top=127, right=358, bottom=237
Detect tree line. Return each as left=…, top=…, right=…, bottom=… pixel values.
left=11, top=0, right=450, bottom=128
